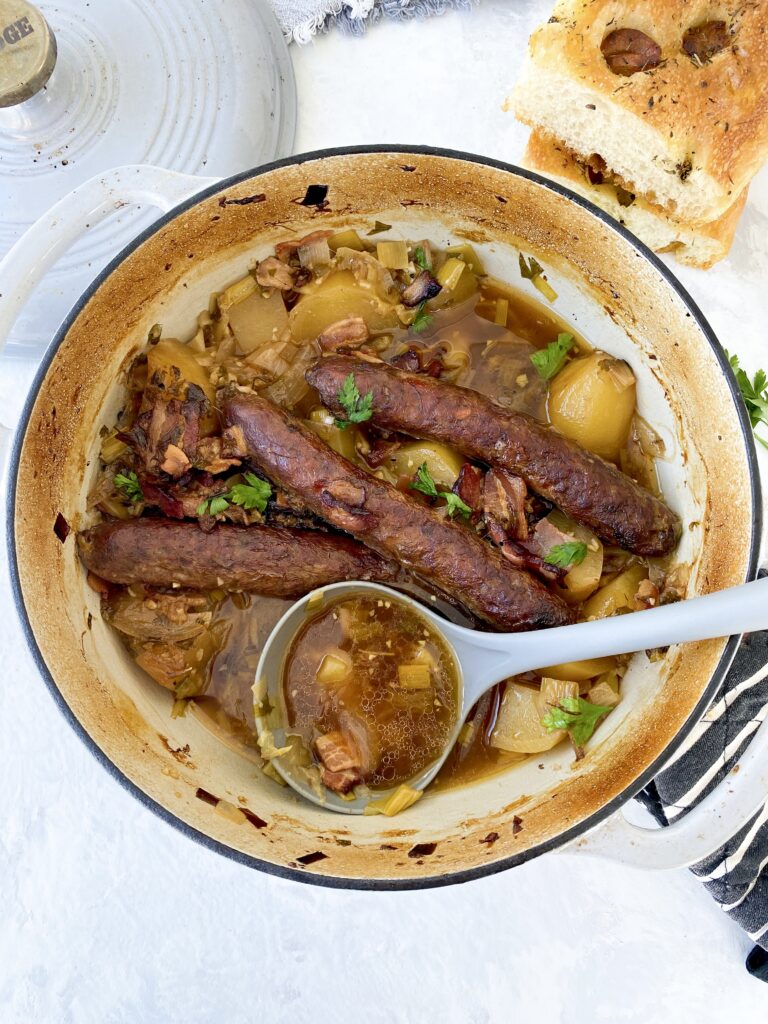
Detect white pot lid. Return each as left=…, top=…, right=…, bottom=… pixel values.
left=0, top=0, right=296, bottom=351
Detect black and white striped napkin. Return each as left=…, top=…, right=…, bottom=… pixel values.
left=638, top=606, right=768, bottom=981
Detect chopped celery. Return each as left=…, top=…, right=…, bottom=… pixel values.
left=436, top=257, right=468, bottom=291
left=376, top=240, right=409, bottom=270
left=329, top=229, right=366, bottom=252
left=364, top=784, right=423, bottom=816
left=444, top=243, right=485, bottom=275
left=217, top=274, right=258, bottom=312
left=533, top=275, right=558, bottom=303
left=398, top=663, right=432, bottom=689
left=100, top=431, right=129, bottom=465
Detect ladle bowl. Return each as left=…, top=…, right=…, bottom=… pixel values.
left=255, top=575, right=768, bottom=815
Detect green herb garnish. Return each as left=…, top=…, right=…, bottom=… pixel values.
left=410, top=301, right=432, bottom=334
left=541, top=696, right=614, bottom=747
left=544, top=540, right=588, bottom=570
left=530, top=332, right=575, bottom=380
left=114, top=470, right=144, bottom=504
left=197, top=473, right=272, bottom=517
left=367, top=220, right=392, bottom=236
left=413, top=246, right=430, bottom=271
left=519, top=252, right=545, bottom=280
left=727, top=351, right=768, bottom=449
left=410, top=462, right=472, bottom=519
left=334, top=373, right=374, bottom=430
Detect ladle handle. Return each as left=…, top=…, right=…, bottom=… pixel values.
left=458, top=575, right=768, bottom=705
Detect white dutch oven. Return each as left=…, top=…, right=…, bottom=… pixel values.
left=3, top=148, right=767, bottom=887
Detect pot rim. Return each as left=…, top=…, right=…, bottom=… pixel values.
left=6, top=144, right=763, bottom=890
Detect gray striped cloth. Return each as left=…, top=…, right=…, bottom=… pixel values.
left=270, top=0, right=475, bottom=44
left=638, top=604, right=768, bottom=981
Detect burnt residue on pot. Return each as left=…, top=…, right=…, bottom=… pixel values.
left=53, top=512, right=70, bottom=542
left=218, top=194, right=267, bottom=207
left=408, top=842, right=438, bottom=858
left=297, top=184, right=329, bottom=208
left=295, top=851, right=329, bottom=867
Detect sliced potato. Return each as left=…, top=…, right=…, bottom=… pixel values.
left=548, top=510, right=603, bottom=604
left=491, top=678, right=579, bottom=754
left=289, top=271, right=399, bottom=341
left=548, top=351, right=636, bottom=461
left=385, top=441, right=464, bottom=490
left=305, top=407, right=361, bottom=462
left=583, top=564, right=648, bottom=620
left=229, top=289, right=289, bottom=355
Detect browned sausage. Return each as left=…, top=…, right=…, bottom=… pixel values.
left=306, top=356, right=680, bottom=556
left=223, top=391, right=573, bottom=631
left=78, top=519, right=399, bottom=597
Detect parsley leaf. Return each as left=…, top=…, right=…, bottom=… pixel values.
left=114, top=470, right=144, bottom=504
left=410, top=462, right=472, bottom=518
left=228, top=472, right=272, bottom=512
left=519, top=253, right=545, bottom=280
left=544, top=540, right=588, bottom=570
left=410, top=301, right=432, bottom=334
left=410, top=462, right=440, bottom=498
left=541, top=696, right=614, bottom=747
left=196, top=474, right=272, bottom=517
left=530, top=332, right=575, bottom=380
left=334, top=373, right=374, bottom=430
left=413, top=246, right=430, bottom=271
left=726, top=351, right=768, bottom=449
left=442, top=492, right=473, bottom=519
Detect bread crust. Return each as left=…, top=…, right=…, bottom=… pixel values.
left=515, top=0, right=768, bottom=221
left=523, top=130, right=747, bottom=268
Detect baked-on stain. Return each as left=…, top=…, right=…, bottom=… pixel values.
left=241, top=808, right=268, bottom=829
left=195, top=787, right=218, bottom=806
left=296, top=851, right=329, bottom=866
left=54, top=512, right=70, bottom=543
left=480, top=832, right=500, bottom=845
left=408, top=842, right=438, bottom=858
left=512, top=815, right=524, bottom=835
left=194, top=787, right=266, bottom=828
left=298, top=184, right=329, bottom=207
left=218, top=194, right=267, bottom=207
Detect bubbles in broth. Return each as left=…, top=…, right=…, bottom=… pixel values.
left=282, top=594, right=459, bottom=791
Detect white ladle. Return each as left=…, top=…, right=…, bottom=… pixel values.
left=253, top=577, right=768, bottom=814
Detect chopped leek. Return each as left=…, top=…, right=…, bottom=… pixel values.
left=363, top=784, right=423, bottom=816
left=317, top=651, right=352, bottom=685
left=376, top=240, right=410, bottom=270
left=444, top=243, right=485, bottom=275
left=398, top=663, right=432, bottom=690
left=436, top=257, right=468, bottom=291
left=328, top=229, right=366, bottom=252
left=217, top=274, right=258, bottom=312
left=494, top=298, right=509, bottom=327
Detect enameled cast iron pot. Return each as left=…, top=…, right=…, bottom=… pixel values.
left=4, top=148, right=766, bottom=888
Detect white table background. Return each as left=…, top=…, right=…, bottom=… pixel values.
left=2, top=2, right=768, bottom=1020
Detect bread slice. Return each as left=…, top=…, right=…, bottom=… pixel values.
left=522, top=131, right=747, bottom=269
left=513, top=0, right=768, bottom=225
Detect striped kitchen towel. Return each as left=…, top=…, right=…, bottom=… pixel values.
left=270, top=0, right=475, bottom=44
left=638, top=620, right=768, bottom=981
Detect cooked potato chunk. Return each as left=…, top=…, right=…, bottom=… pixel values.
left=289, top=271, right=399, bottom=341
left=583, top=564, right=648, bottom=619
left=385, top=441, right=465, bottom=490
left=547, top=510, right=603, bottom=604
left=491, top=678, right=579, bottom=754
left=548, top=351, right=636, bottom=461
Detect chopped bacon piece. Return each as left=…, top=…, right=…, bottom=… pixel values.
left=255, top=256, right=295, bottom=291
left=390, top=345, right=445, bottom=378
left=321, top=767, right=361, bottom=794
left=317, top=317, right=370, bottom=352
left=454, top=463, right=484, bottom=523
left=160, top=443, right=191, bottom=478
left=365, top=438, right=401, bottom=468
left=486, top=520, right=566, bottom=584
left=315, top=731, right=360, bottom=774
left=391, top=347, right=421, bottom=373
left=526, top=517, right=574, bottom=559
left=119, top=383, right=208, bottom=477
left=483, top=468, right=528, bottom=541
left=195, top=436, right=242, bottom=475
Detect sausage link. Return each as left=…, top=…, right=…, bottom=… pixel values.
left=306, top=355, right=680, bottom=556
left=223, top=392, right=573, bottom=631
left=78, top=519, right=399, bottom=597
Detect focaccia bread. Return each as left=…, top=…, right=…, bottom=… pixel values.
left=523, top=130, right=747, bottom=268
left=514, top=0, right=768, bottom=225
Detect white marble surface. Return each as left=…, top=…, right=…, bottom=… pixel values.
left=2, top=1, right=768, bottom=1020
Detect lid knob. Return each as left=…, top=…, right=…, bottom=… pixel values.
left=0, top=0, right=56, bottom=108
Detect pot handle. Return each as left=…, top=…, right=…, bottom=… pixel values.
left=0, top=163, right=219, bottom=473
left=565, top=712, right=768, bottom=869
